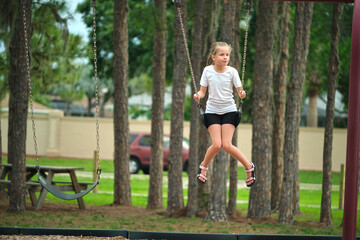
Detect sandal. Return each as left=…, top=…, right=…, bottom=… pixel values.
left=245, top=162, right=256, bottom=187
left=197, top=165, right=208, bottom=184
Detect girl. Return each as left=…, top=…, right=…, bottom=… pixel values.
left=193, top=42, right=256, bottom=187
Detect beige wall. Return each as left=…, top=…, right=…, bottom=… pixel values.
left=1, top=110, right=347, bottom=171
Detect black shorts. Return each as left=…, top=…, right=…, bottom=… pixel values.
left=204, top=111, right=240, bottom=129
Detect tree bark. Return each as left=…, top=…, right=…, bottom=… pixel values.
left=186, top=0, right=203, bottom=217
left=147, top=0, right=167, bottom=210
left=279, top=2, right=313, bottom=225
left=205, top=149, right=229, bottom=222
left=7, top=0, right=32, bottom=212
left=271, top=1, right=290, bottom=212
left=167, top=1, right=187, bottom=215
left=203, top=0, right=236, bottom=222
left=227, top=0, right=242, bottom=217
left=248, top=0, right=276, bottom=219
left=197, top=0, right=220, bottom=211
left=320, top=2, right=341, bottom=227
left=306, top=70, right=322, bottom=127
left=113, top=0, right=131, bottom=205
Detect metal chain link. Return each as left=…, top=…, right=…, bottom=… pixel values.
left=175, top=6, right=198, bottom=95
left=92, top=0, right=101, bottom=175
left=22, top=1, right=40, bottom=170
left=21, top=1, right=101, bottom=175
left=175, top=2, right=251, bottom=108
left=241, top=1, right=251, bottom=89
left=240, top=1, right=251, bottom=105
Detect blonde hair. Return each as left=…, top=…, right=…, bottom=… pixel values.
left=206, top=42, right=232, bottom=65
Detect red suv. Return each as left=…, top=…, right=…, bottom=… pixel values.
left=129, top=132, right=189, bottom=174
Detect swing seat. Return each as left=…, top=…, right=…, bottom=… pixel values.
left=199, top=105, right=207, bottom=127
left=236, top=105, right=242, bottom=126
left=38, top=174, right=100, bottom=200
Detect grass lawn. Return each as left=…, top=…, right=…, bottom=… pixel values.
left=1, top=156, right=359, bottom=236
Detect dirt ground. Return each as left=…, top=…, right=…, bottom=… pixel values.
left=0, top=200, right=330, bottom=240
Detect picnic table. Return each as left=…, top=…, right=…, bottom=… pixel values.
left=0, top=164, right=91, bottom=210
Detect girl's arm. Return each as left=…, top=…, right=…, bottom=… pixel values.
left=236, top=87, right=246, bottom=99
left=193, top=86, right=207, bottom=102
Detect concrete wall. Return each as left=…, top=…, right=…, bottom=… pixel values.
left=1, top=110, right=347, bottom=171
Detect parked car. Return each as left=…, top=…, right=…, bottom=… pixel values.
left=129, top=132, right=189, bottom=174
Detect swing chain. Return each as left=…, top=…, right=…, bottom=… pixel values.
left=21, top=0, right=101, bottom=175
left=240, top=0, right=251, bottom=105
left=175, top=5, right=199, bottom=102
left=92, top=0, right=101, bottom=175
left=22, top=1, right=40, bottom=170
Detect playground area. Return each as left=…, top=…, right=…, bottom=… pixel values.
left=0, top=201, right=336, bottom=239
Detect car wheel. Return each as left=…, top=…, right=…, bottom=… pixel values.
left=142, top=167, right=150, bottom=175
left=129, top=157, right=140, bottom=174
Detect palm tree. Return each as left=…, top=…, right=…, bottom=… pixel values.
left=248, top=0, right=277, bottom=219
left=113, top=0, right=131, bottom=205
left=147, top=0, right=167, bottom=210
left=320, top=2, right=341, bottom=227
left=279, top=2, right=314, bottom=224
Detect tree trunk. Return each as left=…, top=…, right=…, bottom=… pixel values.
left=167, top=1, right=187, bottom=215
left=0, top=111, right=5, bottom=200
left=186, top=0, right=203, bottom=217
left=206, top=0, right=235, bottom=221
left=197, top=0, right=220, bottom=211
left=66, top=101, right=70, bottom=116
left=227, top=0, right=242, bottom=217
left=87, top=95, right=92, bottom=117
left=147, top=0, right=167, bottom=210
left=271, top=1, right=290, bottom=212
left=113, top=0, right=131, bottom=205
left=248, top=0, right=276, bottom=219
left=307, top=90, right=318, bottom=127
left=306, top=70, right=322, bottom=127
left=205, top=0, right=236, bottom=220
left=7, top=0, right=32, bottom=212
left=205, top=149, right=229, bottom=222
left=320, top=2, right=341, bottom=227
left=279, top=2, right=313, bottom=225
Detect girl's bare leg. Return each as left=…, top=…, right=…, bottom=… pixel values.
left=221, top=124, right=254, bottom=184
left=198, top=124, right=222, bottom=182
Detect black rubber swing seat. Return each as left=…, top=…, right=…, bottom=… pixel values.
left=38, top=174, right=100, bottom=200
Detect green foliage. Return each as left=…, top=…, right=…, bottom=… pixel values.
left=30, top=2, right=88, bottom=97
left=337, top=4, right=353, bottom=109
left=0, top=1, right=354, bottom=121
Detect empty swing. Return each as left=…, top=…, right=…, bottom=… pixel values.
left=174, top=0, right=252, bottom=126
left=21, top=0, right=101, bottom=200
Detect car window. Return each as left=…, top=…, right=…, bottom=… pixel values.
left=130, top=134, right=138, bottom=144
left=163, top=136, right=170, bottom=148
left=139, top=135, right=151, bottom=147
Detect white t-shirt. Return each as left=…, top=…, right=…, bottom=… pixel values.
left=200, top=65, right=242, bottom=114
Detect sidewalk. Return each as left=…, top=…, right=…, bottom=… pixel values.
left=76, top=171, right=339, bottom=191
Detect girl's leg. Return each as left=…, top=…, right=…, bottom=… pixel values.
left=198, top=124, right=222, bottom=182
left=221, top=124, right=254, bottom=184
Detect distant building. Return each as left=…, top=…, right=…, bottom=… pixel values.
left=51, top=100, right=93, bottom=117
left=301, top=90, right=348, bottom=128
